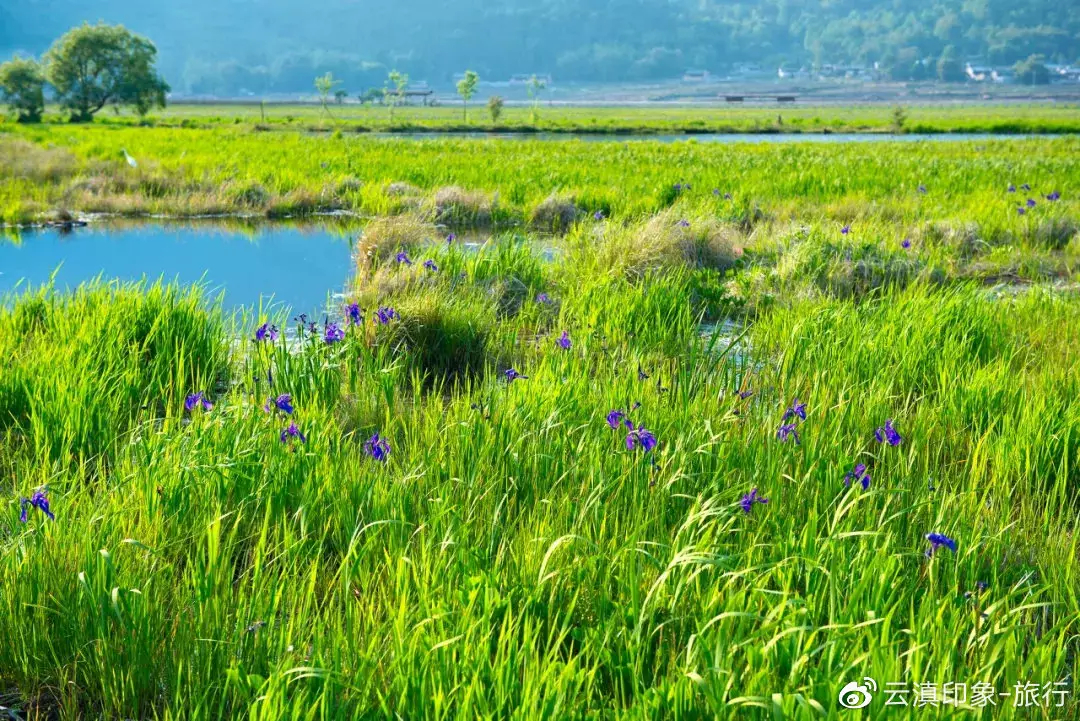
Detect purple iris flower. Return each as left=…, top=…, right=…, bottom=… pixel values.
left=917, top=184, right=927, bottom=194
left=255, top=322, right=279, bottom=342
left=625, top=421, right=657, bottom=452
left=1007, top=183, right=1016, bottom=193
left=594, top=210, right=605, bottom=221
left=324, top=322, right=345, bottom=344
left=345, top=303, right=363, bottom=325
left=841, top=224, right=851, bottom=235
left=364, top=432, right=391, bottom=462
left=723, top=192, right=732, bottom=200
left=395, top=251, right=413, bottom=266
left=737, top=389, right=753, bottom=399
left=263, top=393, right=294, bottom=415
left=874, top=419, right=902, bottom=446
left=536, top=292, right=552, bottom=305
left=843, top=463, right=871, bottom=489
left=782, top=399, right=806, bottom=422
left=712, top=188, right=720, bottom=196
left=1046, top=191, right=1060, bottom=202
left=637, top=365, right=649, bottom=381
left=423, top=259, right=438, bottom=272
left=504, top=368, right=528, bottom=383
left=556, top=331, right=571, bottom=350
left=1020, top=183, right=1031, bottom=191
left=902, top=238, right=912, bottom=249
left=1026, top=198, right=1036, bottom=208
left=185, top=392, right=212, bottom=412
left=925, top=532, right=957, bottom=557
left=606, top=409, right=626, bottom=429
left=446, top=233, right=456, bottom=244
left=1017, top=206, right=1027, bottom=216
left=677, top=219, right=690, bottom=228
left=739, top=488, right=768, bottom=514
left=375, top=306, right=399, bottom=325
left=776, top=423, right=800, bottom=444
left=19, top=490, right=55, bottom=523
left=280, top=422, right=307, bottom=445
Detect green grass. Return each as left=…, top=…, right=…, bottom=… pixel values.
left=20, top=101, right=1080, bottom=136
left=1, top=125, right=1079, bottom=719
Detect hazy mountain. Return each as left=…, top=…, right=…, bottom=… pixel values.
left=2, top=0, right=1077, bottom=94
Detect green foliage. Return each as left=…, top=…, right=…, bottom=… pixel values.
left=384, top=69, right=408, bottom=122
left=526, top=74, right=546, bottom=122
left=936, top=45, right=966, bottom=83
left=314, top=71, right=338, bottom=100
left=1014, top=54, right=1051, bottom=85
left=891, top=105, right=907, bottom=133
left=0, top=56, right=45, bottom=122
left=456, top=69, right=479, bottom=122
left=487, top=94, right=504, bottom=123
left=43, top=22, right=169, bottom=121
left=314, top=71, right=340, bottom=121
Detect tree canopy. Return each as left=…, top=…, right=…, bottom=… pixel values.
left=44, top=22, right=169, bottom=120
left=0, top=56, right=46, bottom=121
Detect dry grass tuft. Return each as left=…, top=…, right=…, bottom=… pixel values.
left=432, top=186, right=493, bottom=226
left=596, top=211, right=745, bottom=280
left=0, top=138, right=77, bottom=184
left=355, top=214, right=437, bottom=270
left=529, top=193, right=580, bottom=232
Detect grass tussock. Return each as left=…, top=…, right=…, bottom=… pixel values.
left=1034, top=217, right=1079, bottom=251
left=586, top=212, right=745, bottom=281
left=529, top=193, right=580, bottom=232
left=380, top=290, right=495, bottom=384
left=432, top=185, right=494, bottom=226
left=355, top=214, right=437, bottom=270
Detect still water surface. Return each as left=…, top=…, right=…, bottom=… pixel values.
left=0, top=223, right=355, bottom=317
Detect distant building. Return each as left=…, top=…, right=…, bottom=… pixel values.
left=1048, top=64, right=1080, bottom=82
left=817, top=64, right=872, bottom=80
left=777, top=65, right=810, bottom=80
left=682, top=69, right=711, bottom=82
left=966, top=63, right=992, bottom=81
left=509, top=74, right=553, bottom=85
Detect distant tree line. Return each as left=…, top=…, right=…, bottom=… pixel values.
left=0, top=22, right=168, bottom=122
left=1, top=0, right=1075, bottom=95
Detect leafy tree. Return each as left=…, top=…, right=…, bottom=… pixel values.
left=891, top=106, right=907, bottom=133
left=0, top=56, right=46, bottom=122
left=456, top=70, right=478, bottom=122
left=359, top=88, right=384, bottom=105
left=936, top=46, right=965, bottom=83
left=44, top=23, right=169, bottom=121
left=385, top=69, right=408, bottom=122
left=1014, top=55, right=1050, bottom=85
left=314, top=71, right=340, bottom=120
left=487, top=95, right=504, bottom=124
left=526, top=75, right=546, bottom=123
left=334, top=89, right=348, bottom=104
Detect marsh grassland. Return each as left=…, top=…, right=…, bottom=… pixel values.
left=1, top=122, right=1079, bottom=719
left=22, top=101, right=1080, bottom=136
